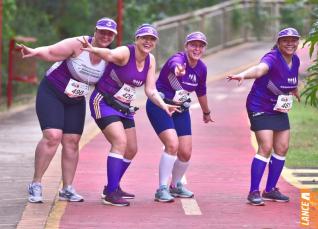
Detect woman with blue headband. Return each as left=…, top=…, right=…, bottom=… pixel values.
left=227, top=27, right=301, bottom=206
left=81, top=24, right=179, bottom=206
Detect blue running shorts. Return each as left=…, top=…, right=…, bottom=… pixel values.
left=146, top=99, right=191, bottom=136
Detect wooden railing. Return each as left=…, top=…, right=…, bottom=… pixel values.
left=153, top=0, right=312, bottom=68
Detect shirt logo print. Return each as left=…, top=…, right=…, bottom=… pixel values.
left=133, top=80, right=143, bottom=87
left=189, top=74, right=197, bottom=83
left=287, top=77, right=297, bottom=85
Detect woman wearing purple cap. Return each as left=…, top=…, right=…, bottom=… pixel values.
left=80, top=24, right=179, bottom=207
left=18, top=17, right=117, bottom=203
left=227, top=27, right=301, bottom=206
left=146, top=31, right=214, bottom=202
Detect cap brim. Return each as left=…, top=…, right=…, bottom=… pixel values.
left=96, top=27, right=118, bottom=35
left=277, top=35, right=300, bottom=39
left=186, top=39, right=208, bottom=45
left=136, top=33, right=158, bottom=39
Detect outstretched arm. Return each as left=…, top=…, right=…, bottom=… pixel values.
left=17, top=37, right=82, bottom=62
left=227, top=62, right=269, bottom=86
left=79, top=36, right=128, bottom=65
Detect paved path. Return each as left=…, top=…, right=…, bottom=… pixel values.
left=0, top=41, right=312, bottom=228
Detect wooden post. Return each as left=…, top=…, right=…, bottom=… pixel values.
left=117, top=0, right=123, bottom=46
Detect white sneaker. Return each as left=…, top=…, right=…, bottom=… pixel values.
left=59, top=185, right=84, bottom=202
left=28, top=183, right=43, bottom=203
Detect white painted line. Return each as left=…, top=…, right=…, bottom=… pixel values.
left=233, top=86, right=248, bottom=93
left=190, top=103, right=200, bottom=109
left=181, top=199, right=202, bottom=215
left=215, top=94, right=227, bottom=101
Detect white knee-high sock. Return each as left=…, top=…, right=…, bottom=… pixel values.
left=159, top=152, right=177, bottom=187
left=171, top=159, right=189, bottom=187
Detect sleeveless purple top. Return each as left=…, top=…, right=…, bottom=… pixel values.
left=96, top=45, right=150, bottom=102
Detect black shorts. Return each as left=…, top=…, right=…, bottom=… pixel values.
left=95, top=115, right=135, bottom=130
left=36, top=78, right=86, bottom=134
left=248, top=112, right=290, bottom=132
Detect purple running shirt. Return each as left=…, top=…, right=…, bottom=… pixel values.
left=246, top=48, right=299, bottom=114
left=156, top=52, right=207, bottom=99
left=91, top=44, right=150, bottom=119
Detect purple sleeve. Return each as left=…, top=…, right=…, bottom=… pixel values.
left=167, top=53, right=185, bottom=73
left=260, top=51, right=276, bottom=70
left=195, top=63, right=207, bottom=97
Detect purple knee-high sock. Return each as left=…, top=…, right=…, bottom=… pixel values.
left=265, top=152, right=286, bottom=192
left=250, top=154, right=269, bottom=193
left=106, top=153, right=124, bottom=193
left=119, top=158, right=131, bottom=183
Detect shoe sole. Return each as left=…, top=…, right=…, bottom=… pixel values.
left=262, top=197, right=289, bottom=202
left=59, top=197, right=84, bottom=202
left=28, top=199, right=43, bottom=203
left=247, top=200, right=265, bottom=206
left=102, top=199, right=130, bottom=207
left=171, top=193, right=194, bottom=198
left=101, top=194, right=135, bottom=199
left=154, top=198, right=174, bottom=203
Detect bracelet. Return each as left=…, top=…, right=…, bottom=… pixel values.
left=203, top=111, right=211, bottom=115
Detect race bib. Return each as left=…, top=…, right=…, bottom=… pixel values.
left=64, top=79, right=89, bottom=98
left=172, top=89, right=190, bottom=104
left=113, top=83, right=136, bottom=103
left=273, top=95, right=293, bottom=112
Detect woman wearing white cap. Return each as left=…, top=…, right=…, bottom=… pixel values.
left=145, top=31, right=214, bottom=202
left=80, top=24, right=179, bottom=206
left=18, top=17, right=117, bottom=203
left=227, top=27, right=301, bottom=206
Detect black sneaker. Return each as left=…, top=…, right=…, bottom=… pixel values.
left=262, top=187, right=289, bottom=202
left=247, top=190, right=265, bottom=206
left=102, top=189, right=130, bottom=207
left=101, top=186, right=135, bottom=199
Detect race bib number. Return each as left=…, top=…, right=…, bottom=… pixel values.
left=173, top=90, right=190, bottom=104
left=64, top=79, right=89, bottom=98
left=273, top=95, right=293, bottom=112
left=113, top=84, right=136, bottom=103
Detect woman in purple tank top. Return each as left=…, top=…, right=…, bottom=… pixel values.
left=81, top=24, right=179, bottom=206
left=227, top=28, right=301, bottom=206
left=18, top=18, right=117, bottom=203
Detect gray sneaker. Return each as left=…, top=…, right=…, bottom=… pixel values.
left=169, top=182, right=194, bottom=198
left=262, top=187, right=289, bottom=202
left=247, top=190, right=265, bottom=206
left=59, top=186, right=84, bottom=202
left=28, top=183, right=43, bottom=203
left=154, top=185, right=174, bottom=202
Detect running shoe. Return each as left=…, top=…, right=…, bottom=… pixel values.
left=103, top=189, right=130, bottom=207
left=247, top=190, right=265, bottom=206
left=262, top=187, right=289, bottom=202
left=59, top=185, right=84, bottom=202
left=169, top=182, right=194, bottom=198
left=28, top=183, right=43, bottom=203
left=154, top=185, right=174, bottom=202
left=101, top=185, right=135, bottom=199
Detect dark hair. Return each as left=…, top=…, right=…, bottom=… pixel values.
left=271, top=44, right=278, bottom=50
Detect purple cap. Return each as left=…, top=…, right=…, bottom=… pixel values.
left=277, top=28, right=300, bottom=40
left=135, top=24, right=159, bottom=39
left=185, top=32, right=208, bottom=45
left=96, top=17, right=117, bottom=35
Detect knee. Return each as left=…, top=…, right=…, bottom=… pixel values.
left=274, top=144, right=289, bottom=156
left=112, top=137, right=128, bottom=153
left=258, top=144, right=273, bottom=157
left=164, top=142, right=178, bottom=154
left=44, top=131, right=62, bottom=147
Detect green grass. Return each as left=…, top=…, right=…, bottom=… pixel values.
left=286, top=101, right=318, bottom=168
